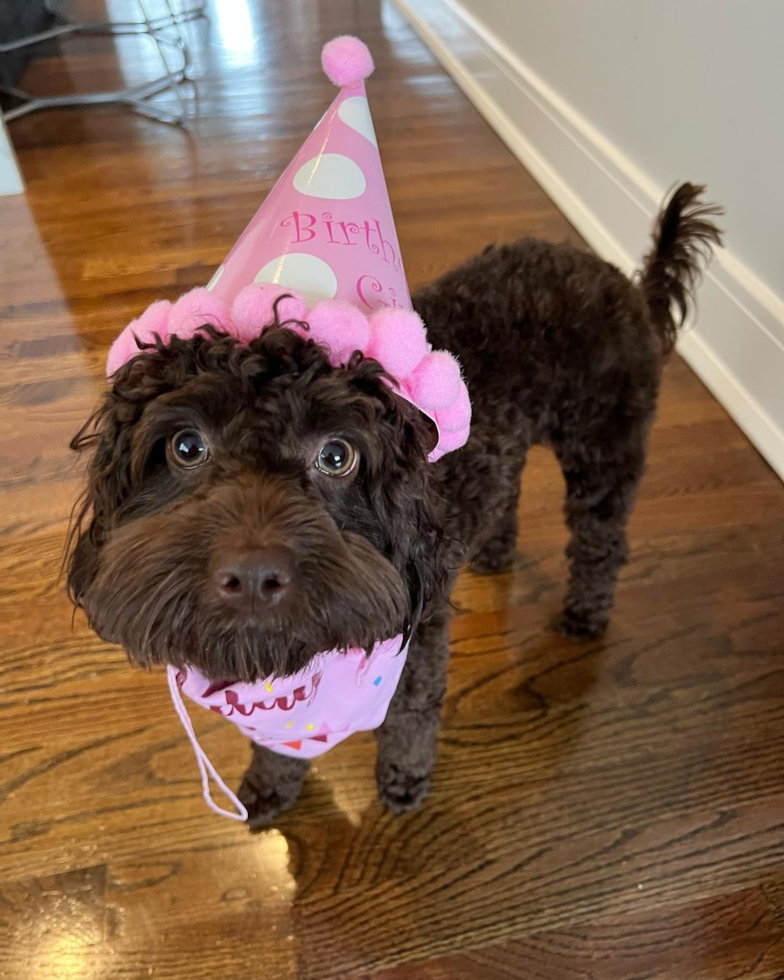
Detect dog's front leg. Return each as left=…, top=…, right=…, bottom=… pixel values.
left=238, top=744, right=310, bottom=828
left=375, top=604, right=450, bottom=813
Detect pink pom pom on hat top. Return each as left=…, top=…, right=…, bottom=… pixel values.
left=105, top=36, right=470, bottom=461
left=321, top=35, right=375, bottom=86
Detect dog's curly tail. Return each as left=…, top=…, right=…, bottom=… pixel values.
left=639, top=182, right=723, bottom=357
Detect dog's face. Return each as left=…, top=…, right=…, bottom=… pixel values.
left=68, top=325, right=447, bottom=682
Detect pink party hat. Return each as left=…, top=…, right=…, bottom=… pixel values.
left=107, top=37, right=471, bottom=460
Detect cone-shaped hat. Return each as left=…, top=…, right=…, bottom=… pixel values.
left=208, top=36, right=410, bottom=314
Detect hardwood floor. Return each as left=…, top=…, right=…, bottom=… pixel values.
left=1, top=2, right=783, bottom=978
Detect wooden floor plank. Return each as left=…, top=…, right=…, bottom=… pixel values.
left=364, top=886, right=784, bottom=980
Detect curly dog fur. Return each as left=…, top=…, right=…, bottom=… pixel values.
left=68, top=183, right=721, bottom=824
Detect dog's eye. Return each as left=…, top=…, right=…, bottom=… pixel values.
left=315, top=438, right=357, bottom=477
left=169, top=429, right=209, bottom=468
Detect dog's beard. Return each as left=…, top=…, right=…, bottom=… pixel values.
left=82, top=494, right=410, bottom=683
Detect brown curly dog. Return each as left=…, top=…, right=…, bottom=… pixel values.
left=67, top=182, right=721, bottom=824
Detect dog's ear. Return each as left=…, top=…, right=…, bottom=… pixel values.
left=400, top=500, right=451, bottom=640
left=377, top=409, right=452, bottom=636
left=66, top=390, right=135, bottom=608
left=66, top=342, right=200, bottom=607
left=372, top=389, right=452, bottom=633
left=389, top=391, right=439, bottom=455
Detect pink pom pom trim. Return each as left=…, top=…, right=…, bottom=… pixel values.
left=435, top=383, right=472, bottom=433
left=107, top=292, right=470, bottom=460
left=308, top=299, right=371, bottom=364
left=428, top=424, right=470, bottom=463
left=367, top=309, right=430, bottom=378
left=106, top=299, right=172, bottom=377
left=231, top=284, right=307, bottom=343
left=321, top=36, right=374, bottom=87
left=408, top=350, right=462, bottom=412
left=435, top=425, right=470, bottom=453
left=168, top=288, right=231, bottom=339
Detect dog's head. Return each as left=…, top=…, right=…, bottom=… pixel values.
left=67, top=321, right=449, bottom=682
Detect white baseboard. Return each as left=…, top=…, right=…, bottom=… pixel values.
left=394, top=0, right=784, bottom=481
left=0, top=119, right=24, bottom=196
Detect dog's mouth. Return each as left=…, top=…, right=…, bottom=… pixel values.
left=84, top=517, right=411, bottom=683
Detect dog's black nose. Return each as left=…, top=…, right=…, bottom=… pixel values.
left=211, top=546, right=296, bottom=609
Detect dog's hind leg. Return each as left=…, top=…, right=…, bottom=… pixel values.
left=553, top=423, right=649, bottom=640
left=375, top=602, right=451, bottom=813
left=238, top=744, right=310, bottom=828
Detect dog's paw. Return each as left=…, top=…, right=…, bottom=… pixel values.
left=554, top=608, right=608, bottom=642
left=376, top=760, right=432, bottom=814
left=238, top=771, right=305, bottom=828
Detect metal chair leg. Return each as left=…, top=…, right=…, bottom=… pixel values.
left=0, top=0, right=206, bottom=126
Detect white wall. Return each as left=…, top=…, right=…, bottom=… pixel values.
left=395, top=0, right=784, bottom=479
left=0, top=119, right=24, bottom=196
left=454, top=0, right=783, bottom=296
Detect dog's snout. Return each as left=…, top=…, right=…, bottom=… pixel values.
left=211, top=546, right=296, bottom=609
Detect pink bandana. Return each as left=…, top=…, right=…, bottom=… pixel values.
left=167, top=635, right=408, bottom=820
